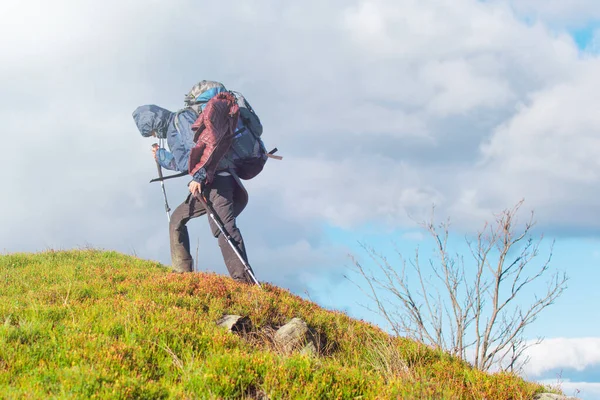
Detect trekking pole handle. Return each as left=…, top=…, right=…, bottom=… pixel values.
left=152, top=143, right=164, bottom=179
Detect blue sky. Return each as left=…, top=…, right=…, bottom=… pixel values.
left=572, top=24, right=599, bottom=49
left=317, top=226, right=600, bottom=338
left=2, top=0, right=600, bottom=398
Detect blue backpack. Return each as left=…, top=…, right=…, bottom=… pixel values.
left=184, top=81, right=281, bottom=180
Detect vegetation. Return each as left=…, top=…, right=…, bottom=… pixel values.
left=0, top=249, right=552, bottom=399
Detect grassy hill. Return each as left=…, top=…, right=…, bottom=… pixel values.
left=0, top=250, right=553, bottom=399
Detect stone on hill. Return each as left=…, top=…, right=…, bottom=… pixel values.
left=216, top=315, right=252, bottom=333
left=274, top=317, right=318, bottom=355
left=534, top=393, right=580, bottom=400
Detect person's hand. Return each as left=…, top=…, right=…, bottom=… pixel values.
left=151, top=143, right=159, bottom=160
left=189, top=180, right=203, bottom=196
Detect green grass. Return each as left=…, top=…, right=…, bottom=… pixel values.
left=0, top=249, right=551, bottom=399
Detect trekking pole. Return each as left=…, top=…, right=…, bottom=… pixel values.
left=197, top=191, right=261, bottom=288
left=152, top=143, right=171, bottom=223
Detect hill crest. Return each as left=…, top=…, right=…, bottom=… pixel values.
left=0, top=250, right=556, bottom=399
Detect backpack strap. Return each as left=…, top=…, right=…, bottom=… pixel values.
left=173, top=109, right=184, bottom=134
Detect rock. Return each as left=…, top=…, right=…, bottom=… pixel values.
left=300, top=340, right=318, bottom=356
left=274, top=317, right=317, bottom=355
left=216, top=315, right=252, bottom=333
left=534, top=393, right=580, bottom=400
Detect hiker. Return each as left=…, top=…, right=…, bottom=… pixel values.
left=132, top=86, right=256, bottom=284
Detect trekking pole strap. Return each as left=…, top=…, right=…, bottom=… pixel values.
left=156, top=160, right=171, bottom=216
left=152, top=143, right=171, bottom=220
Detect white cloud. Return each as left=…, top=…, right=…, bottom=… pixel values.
left=254, top=156, right=445, bottom=228
left=524, top=337, right=600, bottom=377
left=481, top=63, right=600, bottom=182
left=467, top=59, right=600, bottom=229
left=420, top=58, right=515, bottom=117
left=400, top=231, right=425, bottom=241
left=2, top=0, right=600, bottom=290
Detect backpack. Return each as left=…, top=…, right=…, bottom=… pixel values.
left=188, top=91, right=240, bottom=185
left=184, top=80, right=280, bottom=180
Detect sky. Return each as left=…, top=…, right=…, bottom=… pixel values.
left=1, top=0, right=600, bottom=397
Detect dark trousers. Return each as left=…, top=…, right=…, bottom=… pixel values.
left=169, top=174, right=253, bottom=283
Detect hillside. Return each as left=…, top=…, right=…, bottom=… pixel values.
left=0, top=250, right=554, bottom=399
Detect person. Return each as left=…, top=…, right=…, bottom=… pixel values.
left=132, top=90, right=255, bottom=284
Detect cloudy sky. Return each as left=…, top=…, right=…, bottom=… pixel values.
left=2, top=0, right=600, bottom=397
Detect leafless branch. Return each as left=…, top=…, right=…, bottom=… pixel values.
left=350, top=200, right=568, bottom=371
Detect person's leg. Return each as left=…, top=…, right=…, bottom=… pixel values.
left=169, top=194, right=207, bottom=273
left=206, top=175, right=252, bottom=283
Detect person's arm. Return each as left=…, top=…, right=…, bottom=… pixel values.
left=156, top=148, right=177, bottom=170
left=151, top=145, right=177, bottom=170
